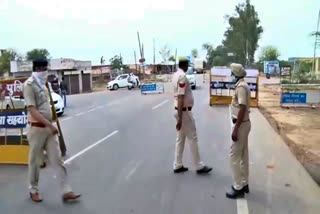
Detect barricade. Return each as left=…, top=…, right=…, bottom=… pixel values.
left=209, top=67, right=259, bottom=107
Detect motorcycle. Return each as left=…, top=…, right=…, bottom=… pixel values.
left=128, top=78, right=141, bottom=90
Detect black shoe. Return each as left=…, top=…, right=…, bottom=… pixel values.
left=173, top=166, right=189, bottom=173
left=40, top=162, right=46, bottom=169
left=243, top=184, right=249, bottom=193
left=226, top=186, right=245, bottom=199
left=196, top=166, right=213, bottom=174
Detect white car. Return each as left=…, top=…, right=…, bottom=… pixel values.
left=1, top=87, right=65, bottom=117
left=1, top=96, right=26, bottom=110
left=186, top=67, right=197, bottom=90
left=48, top=83, right=65, bottom=116
left=107, top=74, right=130, bottom=90
left=51, top=92, right=64, bottom=116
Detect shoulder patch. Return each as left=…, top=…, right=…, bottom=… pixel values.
left=179, top=83, right=186, bottom=88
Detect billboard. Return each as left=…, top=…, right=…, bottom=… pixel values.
left=264, top=61, right=280, bottom=74
left=0, top=78, right=28, bottom=97
left=0, top=111, right=28, bottom=129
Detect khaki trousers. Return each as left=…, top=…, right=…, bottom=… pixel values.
left=230, top=121, right=251, bottom=190
left=174, top=111, right=205, bottom=170
left=27, top=126, right=72, bottom=194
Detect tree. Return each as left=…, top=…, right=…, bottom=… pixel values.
left=202, top=43, right=213, bottom=60
left=0, top=49, right=23, bottom=76
left=259, top=46, right=280, bottom=62
left=168, top=55, right=175, bottom=62
left=109, top=55, right=128, bottom=70
left=159, top=45, right=171, bottom=64
left=26, top=49, right=50, bottom=61
left=223, top=0, right=263, bottom=66
left=191, top=49, right=198, bottom=58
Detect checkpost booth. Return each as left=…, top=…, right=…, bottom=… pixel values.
left=0, top=78, right=63, bottom=164
left=209, top=67, right=259, bottom=107
left=0, top=78, right=29, bottom=164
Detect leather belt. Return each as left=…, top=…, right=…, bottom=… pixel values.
left=175, top=107, right=192, bottom=111
left=28, top=122, right=46, bottom=128
left=232, top=118, right=250, bottom=124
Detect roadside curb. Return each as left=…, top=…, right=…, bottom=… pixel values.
left=259, top=106, right=320, bottom=186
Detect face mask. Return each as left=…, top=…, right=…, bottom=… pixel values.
left=32, top=71, right=48, bottom=86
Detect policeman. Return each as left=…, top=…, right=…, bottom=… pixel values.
left=23, top=59, right=81, bottom=202
left=226, top=63, right=251, bottom=199
left=172, top=57, right=212, bottom=174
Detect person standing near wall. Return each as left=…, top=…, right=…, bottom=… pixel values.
left=60, top=77, right=68, bottom=107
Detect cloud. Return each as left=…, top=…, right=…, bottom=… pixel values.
left=15, top=0, right=184, bottom=23
left=0, top=0, right=8, bottom=11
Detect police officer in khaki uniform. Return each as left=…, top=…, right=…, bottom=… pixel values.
left=172, top=57, right=212, bottom=174
left=23, top=59, right=81, bottom=202
left=226, top=63, right=251, bottom=199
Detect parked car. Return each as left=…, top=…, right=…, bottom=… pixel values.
left=0, top=96, right=26, bottom=110
left=186, top=67, right=197, bottom=90
left=1, top=84, right=65, bottom=117
left=107, top=74, right=130, bottom=90
left=48, top=83, right=65, bottom=116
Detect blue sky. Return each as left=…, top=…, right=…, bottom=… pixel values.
left=0, top=0, right=319, bottom=65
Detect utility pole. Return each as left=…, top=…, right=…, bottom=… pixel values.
left=153, top=38, right=156, bottom=74
left=137, top=31, right=145, bottom=80
left=134, top=50, right=138, bottom=73
left=312, top=9, right=320, bottom=76
left=174, top=48, right=177, bottom=73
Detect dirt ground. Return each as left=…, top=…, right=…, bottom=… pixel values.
left=259, top=83, right=320, bottom=185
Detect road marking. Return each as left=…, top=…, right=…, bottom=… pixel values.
left=75, top=112, right=86, bottom=117
left=87, top=108, right=96, bottom=113
left=96, top=106, right=104, bottom=109
left=152, top=99, right=169, bottom=110
left=229, top=106, right=249, bottom=214
left=61, top=116, right=72, bottom=122
left=125, top=161, right=141, bottom=181
left=237, top=199, right=249, bottom=214
left=64, top=130, right=119, bottom=164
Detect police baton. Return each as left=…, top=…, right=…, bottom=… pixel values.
left=46, top=82, right=67, bottom=156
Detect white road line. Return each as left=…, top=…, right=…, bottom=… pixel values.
left=237, top=199, right=249, bottom=214
left=125, top=161, right=141, bottom=181
left=64, top=130, right=119, bottom=164
left=61, top=116, right=73, bottom=122
left=75, top=112, right=86, bottom=117
left=229, top=105, right=249, bottom=214
left=87, top=108, right=96, bottom=113
left=152, top=99, right=169, bottom=110
left=96, top=106, right=104, bottom=109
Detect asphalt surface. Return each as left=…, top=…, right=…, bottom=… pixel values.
left=0, top=75, right=319, bottom=214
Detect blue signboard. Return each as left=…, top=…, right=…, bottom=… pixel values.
left=211, top=81, right=257, bottom=91
left=264, top=61, right=280, bottom=74
left=0, top=111, right=28, bottom=129
left=141, top=84, right=157, bottom=92
left=281, top=93, right=307, bottom=104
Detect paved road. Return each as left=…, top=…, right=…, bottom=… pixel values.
left=0, top=76, right=319, bottom=214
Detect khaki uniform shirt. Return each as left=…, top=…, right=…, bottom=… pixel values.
left=23, top=76, right=52, bottom=123
left=173, top=68, right=194, bottom=108
left=231, top=78, right=250, bottom=121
